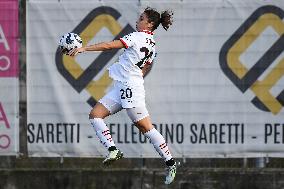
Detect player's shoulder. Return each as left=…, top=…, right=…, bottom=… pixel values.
left=124, top=31, right=154, bottom=38
left=124, top=31, right=139, bottom=37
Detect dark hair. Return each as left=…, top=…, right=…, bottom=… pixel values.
left=143, top=7, right=173, bottom=31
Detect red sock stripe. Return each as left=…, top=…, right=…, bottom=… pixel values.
left=102, top=130, right=109, bottom=134
left=107, top=138, right=113, bottom=143
left=159, top=143, right=166, bottom=147
left=102, top=129, right=111, bottom=136
left=160, top=144, right=167, bottom=149
left=161, top=145, right=167, bottom=150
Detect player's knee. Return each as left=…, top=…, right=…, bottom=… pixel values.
left=126, top=107, right=149, bottom=123
left=89, top=102, right=112, bottom=119
left=89, top=109, right=101, bottom=119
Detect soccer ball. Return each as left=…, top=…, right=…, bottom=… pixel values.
left=58, top=32, right=83, bottom=55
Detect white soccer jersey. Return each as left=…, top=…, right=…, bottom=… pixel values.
left=108, top=30, right=156, bottom=86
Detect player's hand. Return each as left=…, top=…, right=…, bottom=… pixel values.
left=69, top=47, right=85, bottom=56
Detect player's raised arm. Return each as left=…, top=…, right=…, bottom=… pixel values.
left=69, top=40, right=124, bottom=56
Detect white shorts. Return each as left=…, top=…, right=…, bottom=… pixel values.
left=100, top=81, right=146, bottom=109
left=98, top=81, right=149, bottom=122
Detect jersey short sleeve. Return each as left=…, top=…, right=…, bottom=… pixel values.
left=120, top=32, right=137, bottom=49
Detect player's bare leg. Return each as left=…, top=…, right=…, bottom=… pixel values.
left=89, top=102, right=123, bottom=166
left=89, top=102, right=110, bottom=119
left=135, top=116, right=177, bottom=184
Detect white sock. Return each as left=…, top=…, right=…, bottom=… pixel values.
left=144, top=128, right=173, bottom=161
left=90, top=118, right=115, bottom=149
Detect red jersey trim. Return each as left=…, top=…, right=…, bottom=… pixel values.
left=119, top=38, right=128, bottom=48
left=142, top=30, right=154, bottom=35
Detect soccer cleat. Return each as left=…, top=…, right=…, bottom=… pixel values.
left=164, top=161, right=178, bottom=185
left=102, top=149, right=123, bottom=166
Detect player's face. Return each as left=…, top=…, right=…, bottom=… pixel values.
left=136, top=13, right=153, bottom=31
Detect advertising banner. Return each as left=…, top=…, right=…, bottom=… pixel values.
left=27, top=1, right=284, bottom=157
left=0, top=0, right=19, bottom=155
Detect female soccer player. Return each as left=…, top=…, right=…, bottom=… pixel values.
left=69, top=7, right=176, bottom=184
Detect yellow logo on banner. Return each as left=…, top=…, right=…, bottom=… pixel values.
left=55, top=6, right=135, bottom=107
left=220, top=5, right=284, bottom=115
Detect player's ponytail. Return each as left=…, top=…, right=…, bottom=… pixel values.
left=144, top=7, right=173, bottom=31
left=160, top=10, right=173, bottom=31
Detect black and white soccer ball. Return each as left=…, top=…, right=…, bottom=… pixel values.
left=58, top=32, right=83, bottom=55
